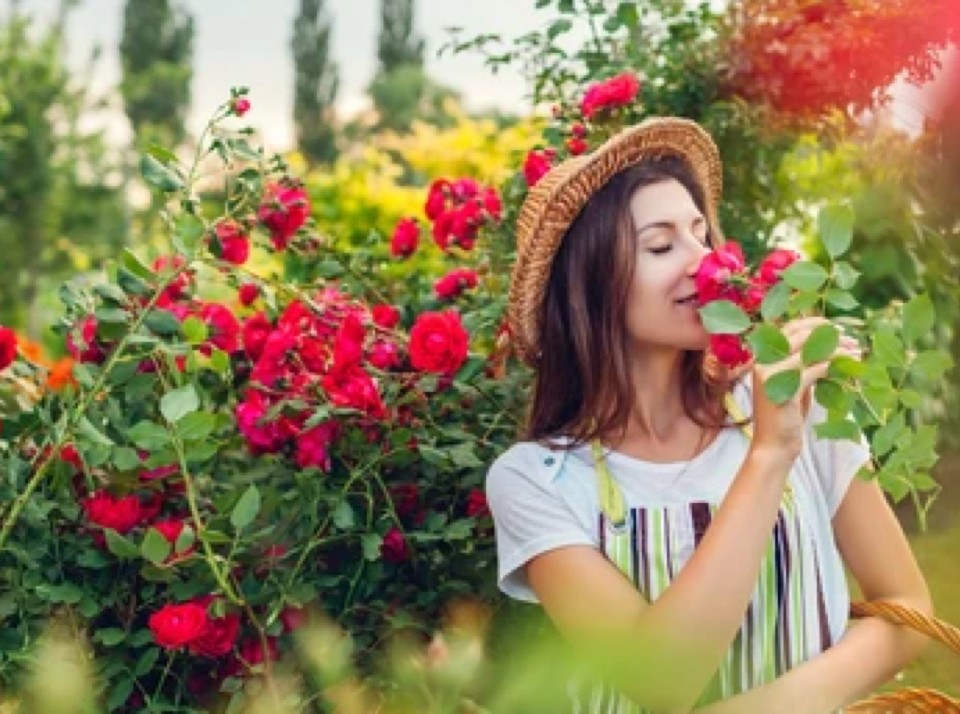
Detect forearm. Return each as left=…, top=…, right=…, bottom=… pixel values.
left=695, top=596, right=932, bottom=714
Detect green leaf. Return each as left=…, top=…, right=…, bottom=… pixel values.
left=789, top=290, right=820, bottom=313
left=231, top=485, right=261, bottom=530
left=782, top=261, right=829, bottom=291
left=36, top=582, right=84, bottom=604
left=95, top=628, right=127, bottom=647
left=181, top=316, right=209, bottom=344
left=899, top=389, right=923, bottom=408
left=902, top=294, right=934, bottom=346
left=361, top=533, right=383, bottom=561
left=825, top=289, right=858, bottom=311
left=175, top=214, right=206, bottom=254
left=449, top=443, right=483, bottom=468
left=122, top=248, right=155, bottom=281
left=910, top=351, right=953, bottom=383
left=333, top=500, right=356, bottom=530
left=112, top=446, right=142, bottom=471
left=140, top=154, right=183, bottom=192
left=802, top=324, right=839, bottom=366
left=764, top=369, right=801, bottom=405
left=872, top=413, right=906, bottom=458
left=128, top=421, right=171, bottom=451
left=548, top=18, right=573, bottom=39
left=105, top=530, right=140, bottom=559
left=759, top=280, right=790, bottom=321
left=828, top=355, right=866, bottom=379
left=833, top=261, right=861, bottom=290
left=745, top=324, right=790, bottom=364
left=144, top=309, right=182, bottom=335
left=817, top=204, right=854, bottom=258
left=813, top=418, right=862, bottom=442
left=814, top=379, right=846, bottom=411
left=176, top=411, right=216, bottom=441
left=78, top=416, right=114, bottom=446
left=160, top=385, right=199, bottom=423
left=106, top=678, right=134, bottom=712
left=134, top=646, right=161, bottom=676
left=141, top=528, right=172, bottom=565
left=872, top=330, right=906, bottom=368
left=95, top=307, right=129, bottom=324
left=209, top=348, right=231, bottom=374
left=698, top=300, right=751, bottom=335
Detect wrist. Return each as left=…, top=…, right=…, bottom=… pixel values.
left=746, top=444, right=796, bottom=475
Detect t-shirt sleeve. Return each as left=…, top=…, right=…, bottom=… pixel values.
left=485, top=444, right=596, bottom=602
left=804, top=400, right=873, bottom=517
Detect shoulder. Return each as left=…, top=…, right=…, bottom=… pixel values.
left=486, top=439, right=572, bottom=494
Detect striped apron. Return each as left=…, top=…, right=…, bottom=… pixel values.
left=579, top=394, right=833, bottom=712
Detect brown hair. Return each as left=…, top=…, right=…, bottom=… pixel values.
left=522, top=155, right=731, bottom=448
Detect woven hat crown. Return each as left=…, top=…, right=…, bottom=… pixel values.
left=507, top=117, right=723, bottom=366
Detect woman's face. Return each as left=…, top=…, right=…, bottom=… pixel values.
left=623, top=178, right=713, bottom=356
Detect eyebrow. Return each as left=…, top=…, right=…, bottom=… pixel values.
left=636, top=215, right=706, bottom=238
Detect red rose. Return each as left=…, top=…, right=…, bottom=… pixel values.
left=66, top=315, right=105, bottom=364
left=425, top=179, right=450, bottom=220
left=332, top=313, right=366, bottom=369
left=451, top=178, right=479, bottom=201
left=566, top=137, right=588, bottom=155
left=465, top=489, right=490, bottom=519
left=695, top=241, right=748, bottom=305
left=189, top=610, right=241, bottom=658
left=371, top=304, right=401, bottom=329
left=214, top=219, right=250, bottom=266
left=280, top=606, right=307, bottom=633
left=580, top=72, right=641, bottom=118
left=149, top=602, right=210, bottom=650
left=390, top=483, right=420, bottom=520
left=0, top=326, right=17, bottom=371
left=368, top=340, right=401, bottom=371
left=241, top=313, right=273, bottom=361
left=200, top=302, right=241, bottom=354
left=152, top=518, right=195, bottom=561
left=230, top=97, right=251, bottom=117
left=432, top=211, right=455, bottom=251
left=321, top=364, right=387, bottom=419
left=571, top=123, right=587, bottom=138
left=409, top=311, right=469, bottom=377
left=709, top=334, right=753, bottom=368
left=389, top=218, right=420, bottom=258
left=380, top=527, right=411, bottom=564
left=152, top=255, right=194, bottom=302
left=238, top=283, right=260, bottom=307
left=59, top=444, right=83, bottom=471
left=522, top=149, right=556, bottom=187
left=434, top=268, right=479, bottom=301
left=237, top=636, right=279, bottom=671
left=83, top=490, right=145, bottom=534
left=294, top=421, right=339, bottom=470
left=258, top=180, right=310, bottom=250
left=482, top=188, right=502, bottom=220
left=757, top=248, right=801, bottom=287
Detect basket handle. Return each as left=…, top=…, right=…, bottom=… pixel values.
left=850, top=600, right=960, bottom=655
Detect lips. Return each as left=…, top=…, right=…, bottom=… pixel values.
left=675, top=293, right=698, bottom=305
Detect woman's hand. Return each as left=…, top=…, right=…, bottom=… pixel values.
left=750, top=317, right=861, bottom=460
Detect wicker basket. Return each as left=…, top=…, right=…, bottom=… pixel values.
left=845, top=600, right=960, bottom=713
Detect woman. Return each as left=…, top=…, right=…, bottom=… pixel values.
left=487, top=118, right=931, bottom=713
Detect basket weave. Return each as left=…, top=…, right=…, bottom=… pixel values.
left=507, top=117, right=724, bottom=367
left=846, top=600, right=960, bottom=713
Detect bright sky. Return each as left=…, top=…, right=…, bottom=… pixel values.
left=26, top=0, right=555, bottom=151
left=23, top=0, right=949, bottom=152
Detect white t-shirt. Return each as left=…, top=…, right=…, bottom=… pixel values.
left=486, top=377, right=872, bottom=700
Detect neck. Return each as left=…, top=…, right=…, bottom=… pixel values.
left=625, top=349, right=689, bottom=443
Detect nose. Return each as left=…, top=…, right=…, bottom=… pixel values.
left=684, top=234, right=712, bottom=276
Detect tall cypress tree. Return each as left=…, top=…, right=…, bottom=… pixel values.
left=292, top=0, right=339, bottom=165
left=119, top=0, right=194, bottom=148
left=370, top=0, right=433, bottom=131
left=376, top=0, right=424, bottom=73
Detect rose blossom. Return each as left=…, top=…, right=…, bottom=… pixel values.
left=214, top=219, right=250, bottom=266
left=465, top=489, right=490, bottom=518
left=390, top=218, right=420, bottom=258
left=83, top=491, right=145, bottom=534
left=695, top=241, right=748, bottom=305
left=66, top=315, right=105, bottom=364
left=409, top=310, right=469, bottom=377
left=188, top=604, right=241, bottom=658
left=709, top=334, right=753, bottom=368
left=580, top=72, right=641, bottom=118
left=390, top=483, right=420, bottom=520
left=522, top=149, right=556, bottom=187
left=371, top=304, right=401, bottom=329
left=152, top=255, right=193, bottom=302
left=322, top=364, right=387, bottom=419
left=241, top=312, right=273, bottom=361
left=0, top=326, right=17, bottom=371
left=149, top=602, right=210, bottom=650
left=757, top=248, right=801, bottom=287
left=258, top=180, right=310, bottom=250
left=566, top=137, right=588, bottom=156
left=434, top=268, right=479, bottom=301
left=380, top=527, right=411, bottom=564
left=238, top=283, right=259, bottom=307
left=200, top=302, right=241, bottom=354
left=368, top=340, right=401, bottom=371
left=294, top=421, right=339, bottom=471
left=230, top=97, right=251, bottom=117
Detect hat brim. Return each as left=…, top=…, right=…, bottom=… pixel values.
left=508, top=117, right=723, bottom=366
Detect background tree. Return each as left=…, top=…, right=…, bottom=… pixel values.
left=291, top=0, right=340, bottom=165
left=118, top=0, right=194, bottom=149
left=0, top=6, right=125, bottom=337
left=368, top=0, right=457, bottom=132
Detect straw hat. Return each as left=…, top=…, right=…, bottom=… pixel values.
left=507, top=117, right=724, bottom=367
